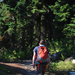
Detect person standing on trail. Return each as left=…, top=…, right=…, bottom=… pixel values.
left=32, top=40, right=50, bottom=75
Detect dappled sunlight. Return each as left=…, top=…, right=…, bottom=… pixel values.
left=0, top=60, right=37, bottom=75
left=0, top=62, right=23, bottom=69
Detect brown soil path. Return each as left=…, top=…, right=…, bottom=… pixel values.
left=0, top=60, right=37, bottom=75
left=0, top=60, right=55, bottom=75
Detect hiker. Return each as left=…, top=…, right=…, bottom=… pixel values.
left=32, top=40, right=50, bottom=75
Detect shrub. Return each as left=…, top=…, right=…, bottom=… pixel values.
left=0, top=49, right=30, bottom=62
left=48, top=61, right=75, bottom=72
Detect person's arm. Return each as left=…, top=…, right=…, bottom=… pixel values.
left=32, top=52, right=36, bottom=69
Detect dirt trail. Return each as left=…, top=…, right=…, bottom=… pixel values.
left=0, top=60, right=56, bottom=75
left=0, top=60, right=37, bottom=75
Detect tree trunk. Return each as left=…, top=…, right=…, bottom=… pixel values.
left=21, top=28, right=25, bottom=51
left=10, top=15, right=16, bottom=51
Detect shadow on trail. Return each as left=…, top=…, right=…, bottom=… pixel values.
left=0, top=63, right=27, bottom=75
left=0, top=60, right=37, bottom=75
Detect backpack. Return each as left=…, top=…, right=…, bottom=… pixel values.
left=37, top=46, right=49, bottom=63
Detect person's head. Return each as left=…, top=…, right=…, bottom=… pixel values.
left=39, top=40, right=45, bottom=45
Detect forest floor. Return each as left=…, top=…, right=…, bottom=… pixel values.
left=0, top=60, right=55, bottom=75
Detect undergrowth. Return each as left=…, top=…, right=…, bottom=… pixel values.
left=46, top=61, right=75, bottom=75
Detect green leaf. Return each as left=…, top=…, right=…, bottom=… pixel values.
left=38, top=10, right=46, bottom=13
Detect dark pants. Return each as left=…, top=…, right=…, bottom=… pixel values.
left=36, top=63, right=47, bottom=75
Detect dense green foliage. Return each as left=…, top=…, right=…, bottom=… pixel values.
left=48, top=0, right=75, bottom=60
left=0, top=0, right=55, bottom=60
left=0, top=0, right=75, bottom=60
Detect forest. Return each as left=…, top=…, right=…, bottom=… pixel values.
left=0, top=0, right=75, bottom=74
